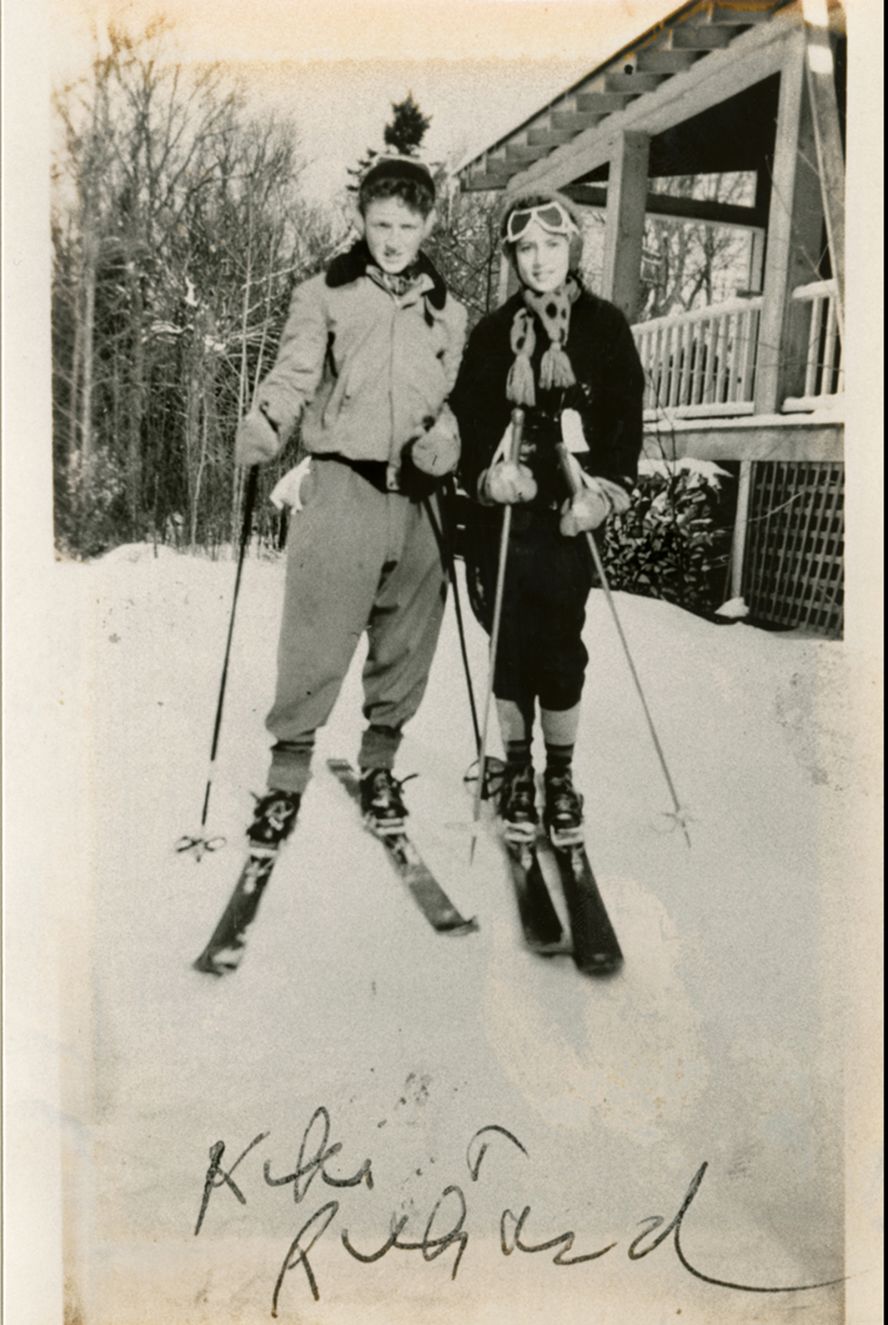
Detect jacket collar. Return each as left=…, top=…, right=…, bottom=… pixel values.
left=325, top=239, right=448, bottom=310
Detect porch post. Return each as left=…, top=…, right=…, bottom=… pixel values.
left=754, top=33, right=824, bottom=413
left=804, top=18, right=845, bottom=338
left=601, top=131, right=650, bottom=322
left=747, top=229, right=766, bottom=293
left=731, top=460, right=753, bottom=598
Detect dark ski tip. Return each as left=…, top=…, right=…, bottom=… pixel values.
left=529, top=939, right=573, bottom=958
left=440, top=914, right=480, bottom=936
left=575, top=950, right=623, bottom=978
left=501, top=838, right=566, bottom=952
left=192, top=949, right=240, bottom=976
left=550, top=842, right=624, bottom=977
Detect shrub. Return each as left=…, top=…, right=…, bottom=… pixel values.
left=600, top=459, right=733, bottom=616
left=54, top=448, right=128, bottom=559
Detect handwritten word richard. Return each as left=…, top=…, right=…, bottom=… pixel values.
left=194, top=1106, right=843, bottom=1318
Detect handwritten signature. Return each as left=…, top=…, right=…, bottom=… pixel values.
left=194, top=1106, right=843, bottom=1318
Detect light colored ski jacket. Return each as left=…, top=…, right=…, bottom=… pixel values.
left=252, top=242, right=467, bottom=473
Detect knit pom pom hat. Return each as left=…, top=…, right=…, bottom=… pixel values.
left=358, top=154, right=436, bottom=215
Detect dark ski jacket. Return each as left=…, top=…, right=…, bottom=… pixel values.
left=451, top=286, right=645, bottom=516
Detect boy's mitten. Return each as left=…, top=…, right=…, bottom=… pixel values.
left=235, top=406, right=280, bottom=467
left=559, top=480, right=611, bottom=536
left=481, top=461, right=538, bottom=505
left=406, top=415, right=460, bottom=477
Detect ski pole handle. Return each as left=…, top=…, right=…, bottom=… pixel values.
left=506, top=406, right=525, bottom=464
left=556, top=443, right=582, bottom=497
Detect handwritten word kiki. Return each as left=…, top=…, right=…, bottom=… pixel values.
left=194, top=1106, right=843, bottom=1318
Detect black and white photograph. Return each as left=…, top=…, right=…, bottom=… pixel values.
left=3, top=0, right=882, bottom=1321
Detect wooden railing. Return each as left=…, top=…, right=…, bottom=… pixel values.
left=782, top=279, right=844, bottom=411
left=633, top=279, right=844, bottom=420
left=633, top=297, right=762, bottom=418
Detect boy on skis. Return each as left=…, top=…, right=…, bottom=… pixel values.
left=450, top=190, right=644, bottom=848
left=234, top=155, right=467, bottom=849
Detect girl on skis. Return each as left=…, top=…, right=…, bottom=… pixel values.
left=451, top=190, right=644, bottom=847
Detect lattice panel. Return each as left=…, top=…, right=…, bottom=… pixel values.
left=743, top=461, right=844, bottom=637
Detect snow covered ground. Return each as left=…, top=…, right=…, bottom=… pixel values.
left=6, top=544, right=879, bottom=1323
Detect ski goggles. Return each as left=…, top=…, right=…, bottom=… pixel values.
left=504, top=201, right=578, bottom=242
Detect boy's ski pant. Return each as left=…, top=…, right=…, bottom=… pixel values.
left=265, top=458, right=446, bottom=793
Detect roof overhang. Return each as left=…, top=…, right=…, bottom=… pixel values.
left=457, top=0, right=844, bottom=193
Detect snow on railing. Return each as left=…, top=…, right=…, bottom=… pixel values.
left=782, top=279, right=844, bottom=412
left=632, top=296, right=762, bottom=419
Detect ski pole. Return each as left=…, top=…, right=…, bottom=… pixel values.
left=424, top=487, right=505, bottom=804
left=423, top=486, right=482, bottom=752
left=177, top=464, right=260, bottom=860
left=470, top=407, right=524, bottom=861
left=555, top=444, right=691, bottom=847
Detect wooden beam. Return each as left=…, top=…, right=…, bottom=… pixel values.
left=747, top=225, right=766, bottom=290
left=501, top=14, right=797, bottom=195
left=705, top=3, right=775, bottom=25
left=603, top=72, right=666, bottom=94
left=462, top=174, right=511, bottom=192
left=601, top=131, right=650, bottom=321
left=641, top=419, right=843, bottom=462
left=731, top=459, right=753, bottom=596
left=457, top=0, right=796, bottom=194
left=566, top=181, right=768, bottom=229
left=588, top=186, right=769, bottom=229
left=526, top=127, right=577, bottom=147
left=668, top=24, right=734, bottom=49
left=803, top=22, right=845, bottom=338
left=464, top=156, right=519, bottom=186
left=505, top=142, right=547, bottom=163
left=563, top=184, right=609, bottom=208
left=551, top=110, right=607, bottom=132
left=754, top=31, right=824, bottom=412
left=643, top=193, right=769, bottom=227
left=635, top=49, right=699, bottom=73
left=575, top=92, right=631, bottom=113
left=705, top=3, right=774, bottom=25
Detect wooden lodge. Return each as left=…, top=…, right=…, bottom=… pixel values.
left=458, top=0, right=847, bottom=637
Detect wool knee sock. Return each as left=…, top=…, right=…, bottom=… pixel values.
left=544, top=742, right=575, bottom=777
left=496, top=697, right=534, bottom=768
left=541, top=703, right=581, bottom=777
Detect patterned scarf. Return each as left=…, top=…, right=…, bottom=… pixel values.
left=367, top=261, right=425, bottom=299
left=506, top=274, right=581, bottom=408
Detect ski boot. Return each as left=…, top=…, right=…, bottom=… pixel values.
left=543, top=769, right=585, bottom=848
left=248, top=789, right=301, bottom=851
left=498, top=763, right=539, bottom=844
left=360, top=768, right=410, bottom=837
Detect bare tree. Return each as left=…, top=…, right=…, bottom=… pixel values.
left=638, top=172, right=757, bottom=318
left=51, top=17, right=345, bottom=556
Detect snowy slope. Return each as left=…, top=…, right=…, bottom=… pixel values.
left=40, top=545, right=867, bottom=1323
